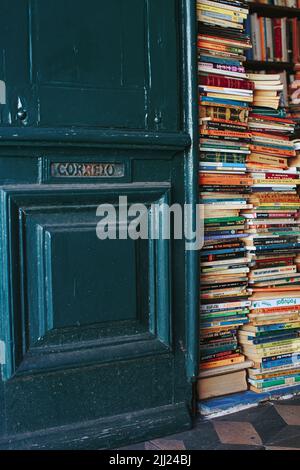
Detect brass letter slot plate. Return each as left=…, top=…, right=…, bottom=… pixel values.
left=40, top=157, right=131, bottom=183
left=51, top=162, right=125, bottom=178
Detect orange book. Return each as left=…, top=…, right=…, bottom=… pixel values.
left=200, top=355, right=245, bottom=370
left=249, top=193, right=300, bottom=201
left=252, top=305, right=300, bottom=314
left=246, top=163, right=288, bottom=171
left=200, top=129, right=252, bottom=139
left=259, top=16, right=266, bottom=61
left=247, top=153, right=287, bottom=165
left=249, top=145, right=296, bottom=157
left=198, top=41, right=231, bottom=52
left=198, top=35, right=251, bottom=49
left=199, top=174, right=253, bottom=186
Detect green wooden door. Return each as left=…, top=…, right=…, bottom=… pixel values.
left=0, top=0, right=199, bottom=449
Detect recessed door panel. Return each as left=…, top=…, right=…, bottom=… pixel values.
left=46, top=230, right=138, bottom=328
left=1, top=185, right=173, bottom=378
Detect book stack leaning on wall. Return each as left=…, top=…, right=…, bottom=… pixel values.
left=197, top=0, right=253, bottom=399
left=246, top=13, right=300, bottom=63
left=238, top=73, right=300, bottom=393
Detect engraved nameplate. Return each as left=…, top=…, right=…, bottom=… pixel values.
left=51, top=162, right=125, bottom=178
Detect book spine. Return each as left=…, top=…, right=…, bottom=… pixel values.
left=259, top=16, right=266, bottom=61
left=198, top=41, right=244, bottom=55
left=292, top=18, right=300, bottom=64
left=245, top=16, right=253, bottom=60
left=198, top=75, right=254, bottom=90
left=199, top=62, right=245, bottom=73
left=273, top=18, right=283, bottom=61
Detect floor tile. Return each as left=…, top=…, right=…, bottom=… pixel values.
left=249, top=405, right=287, bottom=444
left=161, top=421, right=221, bottom=450
left=265, top=426, right=300, bottom=448
left=213, top=421, right=263, bottom=446
left=274, top=405, right=300, bottom=426
left=119, top=397, right=300, bottom=450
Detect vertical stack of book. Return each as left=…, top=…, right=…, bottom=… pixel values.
left=197, top=0, right=254, bottom=399
left=238, top=293, right=300, bottom=393
left=238, top=73, right=300, bottom=393
left=291, top=139, right=300, bottom=270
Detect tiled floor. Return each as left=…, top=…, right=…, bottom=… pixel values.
left=120, top=397, right=300, bottom=450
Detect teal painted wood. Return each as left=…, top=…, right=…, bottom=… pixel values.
left=0, top=0, right=199, bottom=448
left=1, top=0, right=180, bottom=131
left=182, top=0, right=200, bottom=381
left=0, top=403, right=191, bottom=450
left=0, top=129, right=190, bottom=149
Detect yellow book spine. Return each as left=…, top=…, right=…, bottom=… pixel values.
left=206, top=93, right=253, bottom=102
left=197, top=4, right=247, bottom=19
left=253, top=180, right=300, bottom=185
left=197, top=14, right=244, bottom=30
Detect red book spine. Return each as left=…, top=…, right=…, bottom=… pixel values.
left=198, top=75, right=253, bottom=90
left=265, top=173, right=299, bottom=179
left=292, top=18, right=300, bottom=64
left=273, top=18, right=283, bottom=61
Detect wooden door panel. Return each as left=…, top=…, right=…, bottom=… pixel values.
left=0, top=0, right=180, bottom=130
left=32, top=0, right=146, bottom=127
left=1, top=185, right=172, bottom=378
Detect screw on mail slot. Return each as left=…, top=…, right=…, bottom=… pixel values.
left=51, top=163, right=125, bottom=178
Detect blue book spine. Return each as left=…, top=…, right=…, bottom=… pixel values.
left=262, top=357, right=300, bottom=369
left=252, top=333, right=299, bottom=345
left=253, top=243, right=300, bottom=251
left=200, top=97, right=248, bottom=108
left=199, top=55, right=242, bottom=67
left=256, top=323, right=300, bottom=332
left=200, top=319, right=248, bottom=328
left=204, top=234, right=249, bottom=240
left=199, top=162, right=246, bottom=168
left=199, top=166, right=247, bottom=171
left=203, top=230, right=240, bottom=236
left=244, top=17, right=253, bottom=60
